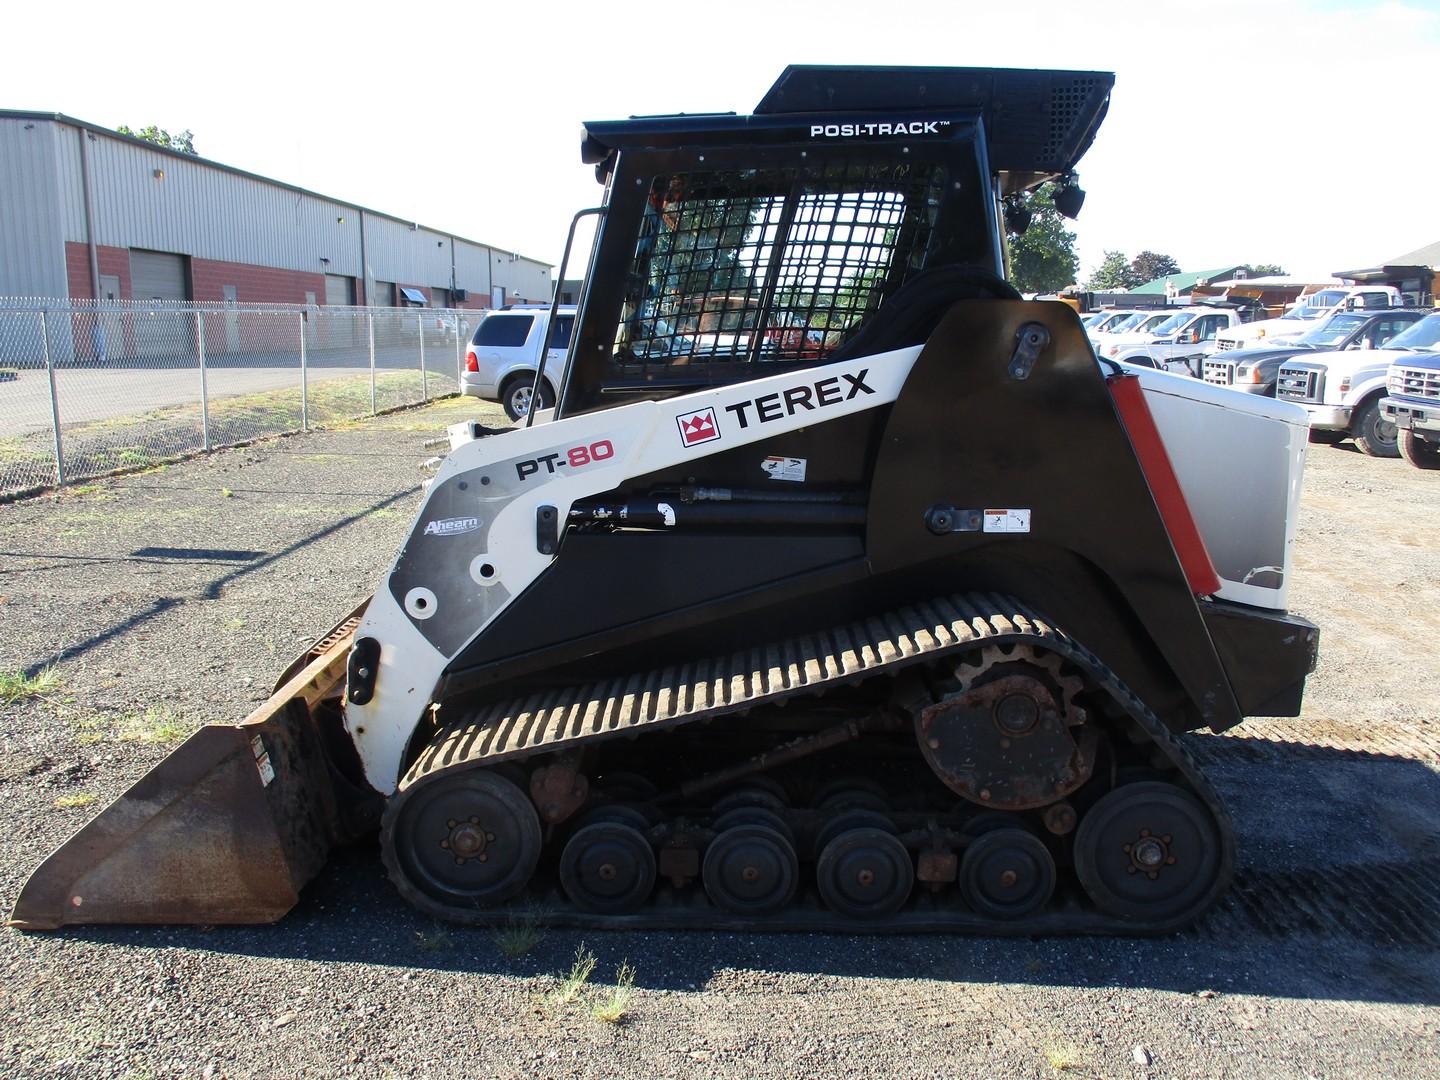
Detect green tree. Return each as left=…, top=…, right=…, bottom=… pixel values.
left=1006, top=184, right=1079, bottom=294
left=116, top=125, right=197, bottom=155
left=1245, top=263, right=1286, bottom=276
left=1087, top=250, right=1142, bottom=290
left=1129, top=251, right=1182, bottom=286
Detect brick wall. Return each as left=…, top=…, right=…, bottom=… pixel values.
left=65, top=242, right=132, bottom=300
left=191, top=256, right=328, bottom=305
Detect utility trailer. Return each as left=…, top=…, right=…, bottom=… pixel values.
left=13, top=66, right=1318, bottom=935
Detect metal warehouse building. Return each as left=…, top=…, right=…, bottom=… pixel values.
left=0, top=111, right=553, bottom=309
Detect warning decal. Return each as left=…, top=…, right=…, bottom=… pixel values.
left=761, top=456, right=807, bottom=482
left=982, top=509, right=1031, bottom=533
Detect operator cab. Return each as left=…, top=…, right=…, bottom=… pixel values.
left=556, top=66, right=1113, bottom=416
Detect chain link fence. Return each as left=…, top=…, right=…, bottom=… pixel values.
left=0, top=302, right=480, bottom=497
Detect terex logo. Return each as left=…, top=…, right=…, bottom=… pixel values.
left=724, top=369, right=875, bottom=430
left=423, top=516, right=479, bottom=537
left=676, top=407, right=721, bottom=447
left=810, top=120, right=946, bottom=138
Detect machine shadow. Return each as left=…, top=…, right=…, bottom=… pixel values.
left=57, top=733, right=1440, bottom=1007
left=10, top=485, right=418, bottom=678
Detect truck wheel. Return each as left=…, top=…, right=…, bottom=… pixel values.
left=500, top=375, right=554, bottom=422
left=1352, top=399, right=1399, bottom=458
left=1399, top=430, right=1440, bottom=470
left=1307, top=428, right=1346, bottom=445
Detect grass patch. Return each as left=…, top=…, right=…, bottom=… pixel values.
left=544, top=945, right=597, bottom=1007
left=225, top=617, right=247, bottom=630
left=220, top=486, right=234, bottom=498
left=590, top=960, right=636, bottom=1025
left=3, top=369, right=433, bottom=497
left=1042, top=1041, right=1087, bottom=1073
left=493, top=907, right=546, bottom=958
left=414, top=924, right=454, bottom=953
left=53, top=792, right=96, bottom=810
left=0, top=667, right=60, bottom=705
left=71, top=705, right=189, bottom=746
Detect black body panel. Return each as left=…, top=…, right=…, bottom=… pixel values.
left=1201, top=600, right=1319, bottom=718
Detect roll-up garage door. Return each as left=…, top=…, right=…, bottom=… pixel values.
left=130, top=250, right=188, bottom=301
left=324, top=274, right=355, bottom=306
left=129, top=250, right=188, bottom=361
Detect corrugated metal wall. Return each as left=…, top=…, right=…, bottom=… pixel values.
left=0, top=119, right=68, bottom=298
left=30, top=118, right=554, bottom=303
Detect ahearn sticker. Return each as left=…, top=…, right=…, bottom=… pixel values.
left=423, top=516, right=480, bottom=537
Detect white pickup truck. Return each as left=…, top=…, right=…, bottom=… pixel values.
left=1100, top=307, right=1244, bottom=376
left=1215, top=285, right=1403, bottom=352
left=1272, top=311, right=1440, bottom=457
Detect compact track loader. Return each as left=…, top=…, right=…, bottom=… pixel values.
left=14, top=66, right=1319, bottom=934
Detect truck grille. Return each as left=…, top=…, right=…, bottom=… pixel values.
left=1215, top=338, right=1240, bottom=352
left=1203, top=359, right=1235, bottom=385
left=1276, top=364, right=1323, bottom=403
left=1389, top=366, right=1440, bottom=399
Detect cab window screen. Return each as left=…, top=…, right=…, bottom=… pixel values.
left=474, top=315, right=534, bottom=347
left=615, top=160, right=946, bottom=370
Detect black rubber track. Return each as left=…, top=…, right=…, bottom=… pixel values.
left=379, top=592, right=1236, bottom=935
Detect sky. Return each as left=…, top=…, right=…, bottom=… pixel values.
left=3, top=0, right=1437, bottom=284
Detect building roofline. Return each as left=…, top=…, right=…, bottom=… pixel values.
left=0, top=109, right=554, bottom=270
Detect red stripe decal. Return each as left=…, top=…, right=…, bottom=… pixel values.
left=1108, top=374, right=1222, bottom=597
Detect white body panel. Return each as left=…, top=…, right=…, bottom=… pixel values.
left=1122, top=362, right=1307, bottom=609
left=350, top=350, right=918, bottom=792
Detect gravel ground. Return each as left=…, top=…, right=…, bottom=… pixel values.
left=0, top=399, right=1437, bottom=1079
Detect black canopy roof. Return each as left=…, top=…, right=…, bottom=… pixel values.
left=582, top=65, right=1113, bottom=191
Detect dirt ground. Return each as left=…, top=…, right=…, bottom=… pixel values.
left=0, top=397, right=1437, bottom=1079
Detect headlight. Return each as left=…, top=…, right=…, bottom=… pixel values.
left=1256, top=329, right=1266, bottom=338
left=1339, top=376, right=1351, bottom=393
left=1245, top=367, right=1263, bottom=384
left=1107, top=345, right=1120, bottom=357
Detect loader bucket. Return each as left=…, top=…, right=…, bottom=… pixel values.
left=10, top=607, right=365, bottom=930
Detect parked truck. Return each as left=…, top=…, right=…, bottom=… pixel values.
left=1379, top=312, right=1440, bottom=469
left=1215, top=285, right=1404, bottom=352
left=1277, top=311, right=1440, bottom=457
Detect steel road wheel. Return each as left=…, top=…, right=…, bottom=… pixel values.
left=712, top=806, right=796, bottom=846
left=814, top=807, right=897, bottom=854
left=958, top=827, right=1056, bottom=919
left=1072, top=781, right=1220, bottom=922
left=558, top=822, right=657, bottom=914
left=385, top=769, right=541, bottom=910
left=817, top=827, right=914, bottom=918
left=812, top=777, right=890, bottom=813
left=702, top=824, right=799, bottom=915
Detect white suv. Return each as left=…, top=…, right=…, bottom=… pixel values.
left=461, top=306, right=576, bottom=420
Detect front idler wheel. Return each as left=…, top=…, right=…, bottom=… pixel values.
left=702, top=825, right=798, bottom=916
left=559, top=822, right=657, bottom=914
left=1072, top=781, right=1221, bottom=922
left=817, top=827, right=914, bottom=918
left=958, top=827, right=1055, bottom=919
left=383, top=769, right=541, bottom=914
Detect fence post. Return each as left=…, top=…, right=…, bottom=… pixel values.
left=368, top=312, right=377, bottom=416
left=196, top=311, right=211, bottom=451
left=418, top=311, right=428, bottom=403
left=299, top=311, right=309, bottom=432
left=41, top=310, right=65, bottom=486
left=454, top=314, right=463, bottom=387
